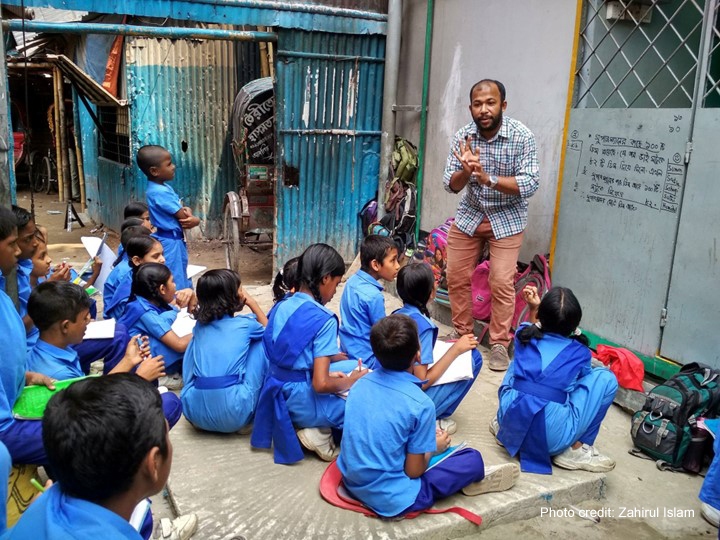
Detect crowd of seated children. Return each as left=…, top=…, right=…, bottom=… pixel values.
left=104, top=222, right=152, bottom=319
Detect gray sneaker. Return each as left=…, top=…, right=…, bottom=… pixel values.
left=437, top=418, right=457, bottom=435
left=488, top=344, right=509, bottom=371
left=488, top=417, right=504, bottom=447
left=552, top=444, right=615, bottom=472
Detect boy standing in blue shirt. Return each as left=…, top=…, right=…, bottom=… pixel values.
left=338, top=315, right=519, bottom=517
left=138, top=145, right=199, bottom=290
left=339, top=235, right=400, bottom=369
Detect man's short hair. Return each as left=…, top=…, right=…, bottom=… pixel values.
left=469, top=79, right=506, bottom=102
left=0, top=206, right=17, bottom=241
left=136, top=145, right=169, bottom=177
left=11, top=205, right=32, bottom=230
left=28, top=281, right=92, bottom=332
left=360, top=235, right=397, bottom=272
left=370, top=314, right=420, bottom=371
left=43, top=374, right=168, bottom=502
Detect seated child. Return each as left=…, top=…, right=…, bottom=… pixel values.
left=700, top=427, right=720, bottom=528
left=0, top=205, right=56, bottom=465
left=124, top=201, right=153, bottom=231
left=119, top=263, right=190, bottom=377
left=339, top=235, right=399, bottom=369
left=252, top=243, right=368, bottom=463
left=181, top=269, right=268, bottom=433
left=338, top=314, right=519, bottom=517
left=394, top=263, right=482, bottom=434
left=494, top=285, right=618, bottom=474
left=5, top=374, right=197, bottom=540
left=271, top=256, right=299, bottom=304
left=138, top=145, right=200, bottom=290
left=10, top=205, right=39, bottom=334
left=104, top=222, right=151, bottom=316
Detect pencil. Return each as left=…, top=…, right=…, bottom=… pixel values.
left=30, top=478, right=46, bottom=493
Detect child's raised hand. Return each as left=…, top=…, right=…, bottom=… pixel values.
left=452, top=333, right=479, bottom=354
left=136, top=355, right=166, bottom=382
left=90, top=256, right=102, bottom=276
left=435, top=429, right=451, bottom=454
left=175, top=288, right=195, bottom=309
left=522, top=285, right=541, bottom=309
left=48, top=263, right=71, bottom=282
left=124, top=335, right=151, bottom=366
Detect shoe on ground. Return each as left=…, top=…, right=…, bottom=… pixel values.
left=488, top=417, right=504, bottom=447
left=158, top=373, right=183, bottom=391
left=488, top=344, right=510, bottom=371
left=552, top=444, right=615, bottom=472
left=156, top=514, right=198, bottom=540
left=462, top=463, right=520, bottom=496
left=437, top=418, right=457, bottom=435
left=702, top=503, right=720, bottom=528
left=297, top=427, right=339, bottom=461
left=439, top=330, right=462, bottom=341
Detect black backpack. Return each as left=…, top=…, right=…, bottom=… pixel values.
left=630, top=362, right=720, bottom=472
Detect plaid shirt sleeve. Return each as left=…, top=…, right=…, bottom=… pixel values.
left=443, top=130, right=465, bottom=194
left=514, top=132, right=540, bottom=198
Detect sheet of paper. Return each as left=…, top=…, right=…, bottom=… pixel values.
left=81, top=236, right=117, bottom=293
left=430, top=341, right=474, bottom=386
left=171, top=308, right=197, bottom=338
left=336, top=367, right=373, bottom=399
left=83, top=319, right=116, bottom=340
left=187, top=264, right=207, bottom=279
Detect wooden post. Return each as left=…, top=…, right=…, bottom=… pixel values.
left=73, top=128, right=86, bottom=211
left=52, top=67, right=65, bottom=202
left=56, top=72, right=71, bottom=205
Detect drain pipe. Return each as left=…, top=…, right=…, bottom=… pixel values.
left=377, top=0, right=402, bottom=220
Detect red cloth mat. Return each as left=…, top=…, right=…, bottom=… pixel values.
left=319, top=459, right=483, bottom=526
left=593, top=344, right=645, bottom=392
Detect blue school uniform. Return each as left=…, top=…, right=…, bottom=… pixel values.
left=181, top=314, right=267, bottom=432
left=118, top=297, right=183, bottom=373
left=4, top=483, right=142, bottom=539
left=496, top=324, right=618, bottom=474
left=28, top=340, right=83, bottom=381
left=252, top=292, right=349, bottom=464
left=338, top=270, right=386, bottom=369
left=393, top=304, right=483, bottom=418
left=16, top=259, right=33, bottom=317
left=0, top=441, right=10, bottom=533
left=103, top=258, right=132, bottom=319
left=338, top=368, right=437, bottom=517
left=146, top=181, right=190, bottom=290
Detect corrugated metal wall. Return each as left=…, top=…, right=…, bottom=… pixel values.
left=275, top=28, right=385, bottom=266
left=125, top=33, right=238, bottom=236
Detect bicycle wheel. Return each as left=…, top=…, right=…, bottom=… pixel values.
left=43, top=157, right=55, bottom=194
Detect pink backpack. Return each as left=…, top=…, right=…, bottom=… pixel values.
left=425, top=218, right=454, bottom=286
left=471, top=254, right=552, bottom=329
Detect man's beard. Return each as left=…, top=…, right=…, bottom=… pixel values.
left=474, top=112, right=503, bottom=133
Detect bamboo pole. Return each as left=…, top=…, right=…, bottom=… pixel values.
left=73, top=128, right=86, bottom=211
left=52, top=67, right=65, bottom=203
left=56, top=71, right=71, bottom=205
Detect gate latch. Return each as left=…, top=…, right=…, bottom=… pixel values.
left=685, top=141, right=693, bottom=164
left=660, top=308, right=668, bottom=328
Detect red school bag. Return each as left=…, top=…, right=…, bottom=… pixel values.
left=593, top=345, right=645, bottom=392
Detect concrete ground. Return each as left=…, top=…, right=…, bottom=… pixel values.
left=27, top=188, right=716, bottom=539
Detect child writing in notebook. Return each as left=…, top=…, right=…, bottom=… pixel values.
left=138, top=145, right=199, bottom=290
left=339, top=235, right=400, bottom=369
left=252, top=243, right=368, bottom=463
left=394, top=263, right=481, bottom=434
left=493, top=285, right=618, bottom=474
left=181, top=269, right=268, bottom=433
left=119, top=263, right=191, bottom=378
left=338, top=314, right=518, bottom=518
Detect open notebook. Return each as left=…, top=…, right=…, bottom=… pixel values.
left=429, top=341, right=475, bottom=386
left=171, top=308, right=197, bottom=338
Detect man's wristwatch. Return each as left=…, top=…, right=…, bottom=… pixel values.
left=488, top=175, right=499, bottom=188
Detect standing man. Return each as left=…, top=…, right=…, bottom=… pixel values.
left=443, top=79, right=539, bottom=371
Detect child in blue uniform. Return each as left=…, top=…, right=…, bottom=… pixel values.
left=181, top=269, right=268, bottom=433
left=252, top=243, right=368, bottom=463
left=10, top=205, right=39, bottom=335
left=5, top=374, right=198, bottom=540
left=138, top=145, right=199, bottom=290
left=119, top=263, right=190, bottom=376
left=494, top=285, right=618, bottom=474
left=271, top=256, right=299, bottom=304
left=0, top=206, right=55, bottom=465
left=339, top=235, right=399, bottom=369
left=338, top=314, right=519, bottom=517
left=104, top=222, right=152, bottom=317
left=124, top=201, right=153, bottom=231
left=394, top=263, right=481, bottom=434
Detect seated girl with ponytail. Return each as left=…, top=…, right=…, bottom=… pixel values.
left=394, top=263, right=482, bottom=435
left=493, top=285, right=618, bottom=474
left=119, top=263, right=191, bottom=376
left=181, top=269, right=269, bottom=433
left=252, top=244, right=368, bottom=464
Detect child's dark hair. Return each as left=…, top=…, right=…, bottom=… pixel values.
left=272, top=256, right=300, bottom=303
left=113, top=224, right=152, bottom=267
left=28, top=281, right=92, bottom=332
left=370, top=314, right=420, bottom=371
left=131, top=263, right=172, bottom=308
left=297, top=243, right=345, bottom=304
left=194, top=269, right=244, bottom=324
left=42, top=373, right=168, bottom=502
left=121, top=217, right=144, bottom=233
left=11, top=205, right=32, bottom=231
left=124, top=201, right=149, bottom=220
left=397, top=263, right=434, bottom=318
left=0, top=206, right=17, bottom=241
left=516, top=287, right=589, bottom=346
left=360, top=235, right=397, bottom=272
left=127, top=236, right=161, bottom=268
left=137, top=145, right=168, bottom=177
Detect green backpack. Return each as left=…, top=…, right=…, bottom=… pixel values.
left=631, top=362, right=720, bottom=470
